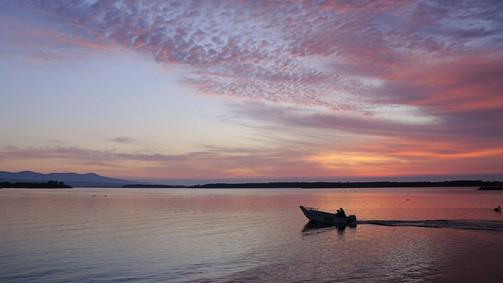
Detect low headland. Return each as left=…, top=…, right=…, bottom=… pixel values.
left=125, top=180, right=503, bottom=189
left=2, top=170, right=502, bottom=189
left=0, top=181, right=72, bottom=189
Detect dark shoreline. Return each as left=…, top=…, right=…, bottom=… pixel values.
left=124, top=180, right=503, bottom=189
left=3, top=180, right=502, bottom=190
left=478, top=186, right=503, bottom=191
left=0, top=181, right=72, bottom=189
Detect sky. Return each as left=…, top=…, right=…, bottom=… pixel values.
left=1, top=0, right=503, bottom=183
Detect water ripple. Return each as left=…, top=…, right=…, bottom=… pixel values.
left=359, top=219, right=503, bottom=232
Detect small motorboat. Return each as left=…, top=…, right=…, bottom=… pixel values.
left=495, top=205, right=502, bottom=213
left=299, top=205, right=357, bottom=226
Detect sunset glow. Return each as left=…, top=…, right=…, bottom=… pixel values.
left=1, top=0, right=502, bottom=182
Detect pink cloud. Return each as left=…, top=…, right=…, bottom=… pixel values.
left=8, top=0, right=497, bottom=114
left=3, top=0, right=503, bottom=178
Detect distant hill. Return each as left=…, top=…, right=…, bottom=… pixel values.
left=0, top=171, right=137, bottom=187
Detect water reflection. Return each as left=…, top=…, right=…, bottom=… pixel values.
left=301, top=220, right=357, bottom=236
left=1, top=187, right=503, bottom=282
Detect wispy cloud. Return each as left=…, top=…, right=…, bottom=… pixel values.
left=108, top=137, right=135, bottom=144
left=20, top=0, right=503, bottom=113
left=2, top=130, right=503, bottom=179
left=0, top=144, right=320, bottom=178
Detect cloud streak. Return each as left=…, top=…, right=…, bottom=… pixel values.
left=24, top=0, right=503, bottom=112
left=109, top=137, right=136, bottom=144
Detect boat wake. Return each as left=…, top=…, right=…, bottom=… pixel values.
left=358, top=219, right=503, bottom=232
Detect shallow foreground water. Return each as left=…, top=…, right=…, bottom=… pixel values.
left=1, top=187, right=503, bottom=282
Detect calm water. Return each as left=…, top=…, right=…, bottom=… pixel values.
left=1, top=187, right=503, bottom=282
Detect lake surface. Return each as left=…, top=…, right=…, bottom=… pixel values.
left=1, top=187, right=503, bottom=282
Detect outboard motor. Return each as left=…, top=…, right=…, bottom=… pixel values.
left=347, top=215, right=357, bottom=227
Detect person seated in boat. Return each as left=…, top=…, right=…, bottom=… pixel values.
left=335, top=208, right=346, bottom=217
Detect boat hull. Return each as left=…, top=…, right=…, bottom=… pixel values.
left=300, top=205, right=356, bottom=225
